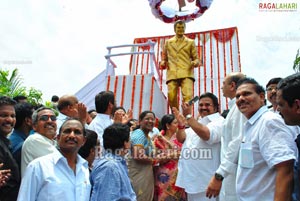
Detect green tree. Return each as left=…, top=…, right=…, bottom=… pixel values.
left=0, top=68, right=43, bottom=106
left=293, top=49, right=300, bottom=73
left=0, top=68, right=25, bottom=96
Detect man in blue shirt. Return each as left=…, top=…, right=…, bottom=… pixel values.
left=8, top=102, right=34, bottom=170
left=90, top=123, right=136, bottom=201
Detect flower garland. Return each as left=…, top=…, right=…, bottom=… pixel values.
left=148, top=0, right=211, bottom=23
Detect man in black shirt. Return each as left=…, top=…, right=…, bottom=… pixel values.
left=0, top=96, right=20, bottom=201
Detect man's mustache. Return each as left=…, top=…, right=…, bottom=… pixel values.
left=43, top=123, right=55, bottom=128
left=200, top=109, right=209, bottom=112
left=65, top=139, right=78, bottom=144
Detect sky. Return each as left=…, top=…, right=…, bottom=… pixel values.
left=1, top=0, right=300, bottom=102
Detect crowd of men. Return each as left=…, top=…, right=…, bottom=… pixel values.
left=0, top=72, right=299, bottom=201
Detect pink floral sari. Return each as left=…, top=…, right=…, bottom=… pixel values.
left=153, top=131, right=187, bottom=201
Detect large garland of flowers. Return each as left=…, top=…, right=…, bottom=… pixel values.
left=149, top=0, right=212, bottom=23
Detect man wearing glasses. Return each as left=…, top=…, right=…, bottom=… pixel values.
left=20, top=107, right=57, bottom=177
left=265, top=77, right=282, bottom=112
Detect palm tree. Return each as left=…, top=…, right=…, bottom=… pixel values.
left=0, top=68, right=26, bottom=96
left=0, top=68, right=43, bottom=106
left=293, top=49, right=300, bottom=73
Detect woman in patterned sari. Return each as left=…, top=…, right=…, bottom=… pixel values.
left=153, top=114, right=187, bottom=201
left=127, top=111, right=158, bottom=201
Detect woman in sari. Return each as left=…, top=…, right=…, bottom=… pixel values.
left=127, top=111, right=160, bottom=201
left=153, top=114, right=187, bottom=201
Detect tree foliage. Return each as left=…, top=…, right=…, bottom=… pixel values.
left=293, top=49, right=300, bottom=73
left=0, top=68, right=43, bottom=106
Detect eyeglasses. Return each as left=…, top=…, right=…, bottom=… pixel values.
left=199, top=103, right=213, bottom=107
left=266, top=87, right=277, bottom=91
left=38, top=115, right=57, bottom=121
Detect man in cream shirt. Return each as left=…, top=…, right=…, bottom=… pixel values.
left=21, top=107, right=57, bottom=177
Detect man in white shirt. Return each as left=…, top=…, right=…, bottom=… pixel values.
left=170, top=73, right=243, bottom=200
left=173, top=92, right=224, bottom=201
left=235, top=77, right=296, bottom=200
left=17, top=118, right=91, bottom=201
left=206, top=72, right=246, bottom=201
left=21, top=107, right=57, bottom=177
left=88, top=91, right=115, bottom=152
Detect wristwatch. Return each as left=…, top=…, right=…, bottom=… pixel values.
left=215, top=173, right=224, bottom=181
left=185, top=114, right=192, bottom=120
